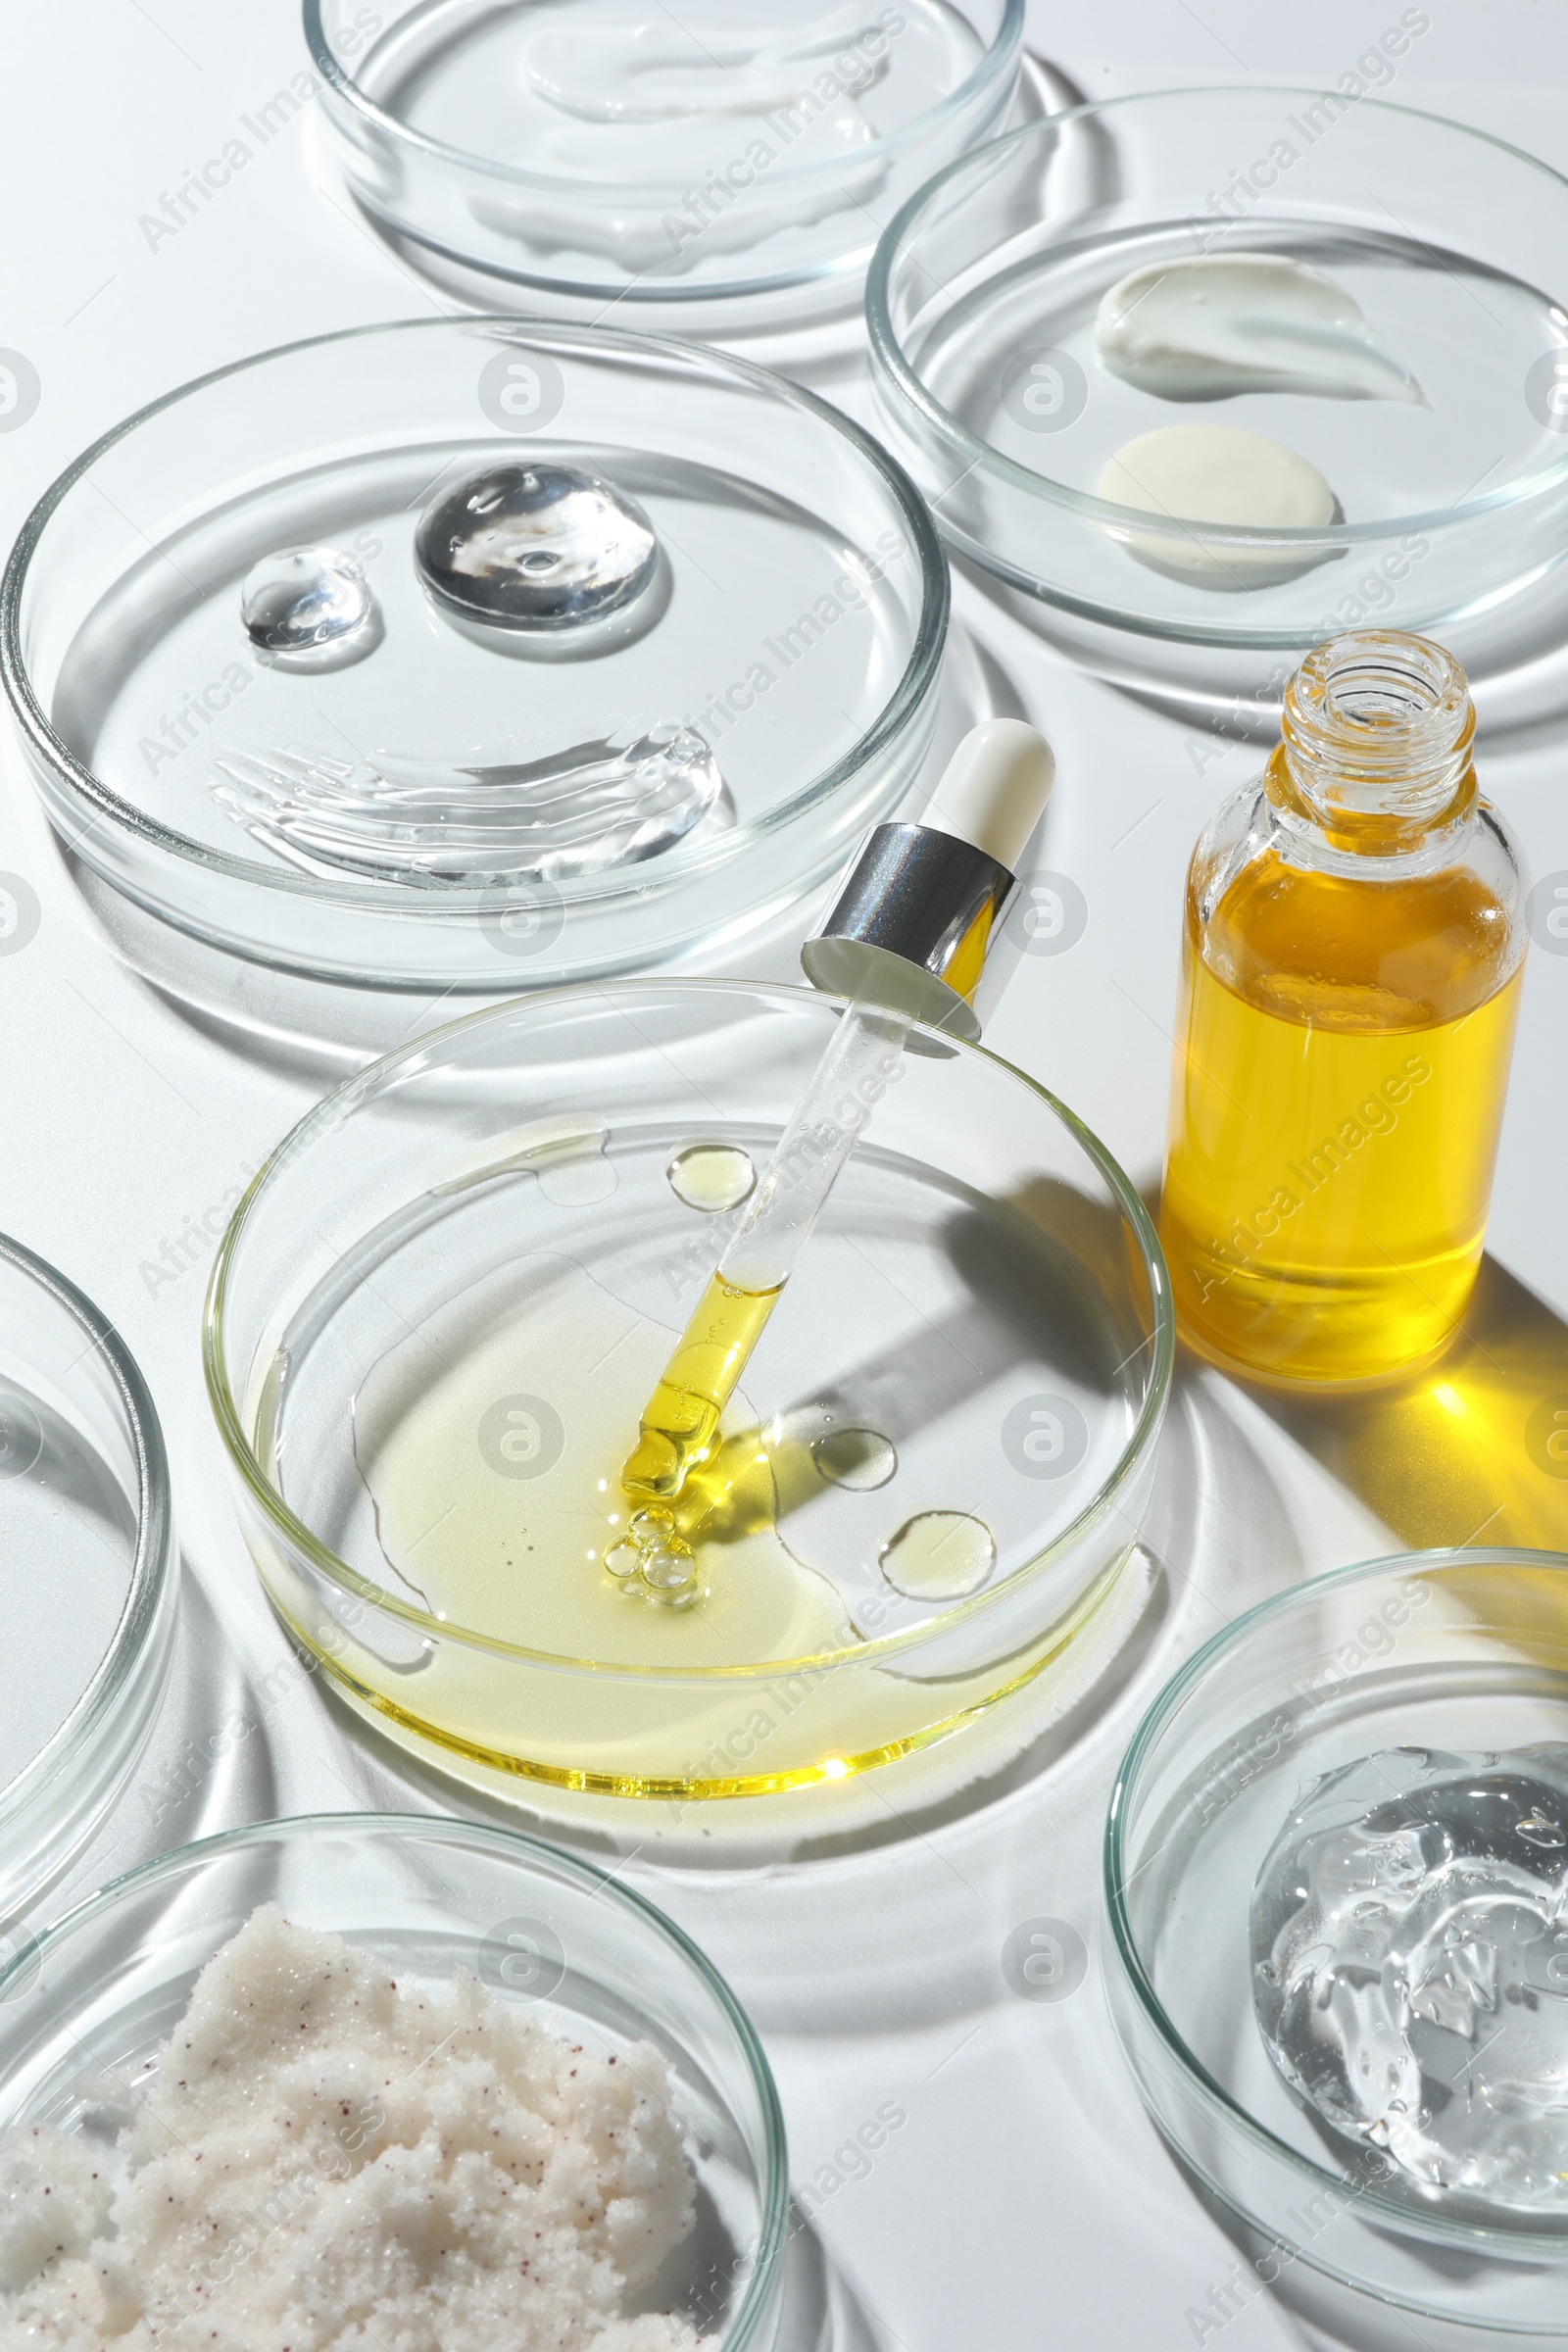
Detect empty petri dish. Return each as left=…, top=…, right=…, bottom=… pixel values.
left=867, top=93, right=1568, bottom=690
left=205, top=980, right=1172, bottom=1802
left=0, top=1234, right=178, bottom=1927
left=305, top=0, right=1025, bottom=325
left=2, top=319, right=947, bottom=1049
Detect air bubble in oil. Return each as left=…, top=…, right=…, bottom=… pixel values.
left=416, top=463, right=659, bottom=631
left=878, top=1510, right=996, bottom=1600
left=666, top=1145, right=757, bottom=1213
left=811, top=1425, right=897, bottom=1492
left=240, top=547, right=377, bottom=663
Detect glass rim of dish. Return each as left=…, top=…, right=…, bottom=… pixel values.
left=203, top=976, right=1175, bottom=1681
left=0, top=1230, right=175, bottom=1854
left=0, top=1808, right=791, bottom=2349
left=302, top=0, right=1026, bottom=209
left=865, top=88, right=1568, bottom=548
left=0, top=316, right=950, bottom=914
left=1103, top=1542, right=1568, bottom=2256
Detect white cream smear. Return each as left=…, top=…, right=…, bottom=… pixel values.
left=1098, top=423, right=1337, bottom=588
left=0, top=1907, right=702, bottom=2351
left=1095, top=253, right=1426, bottom=404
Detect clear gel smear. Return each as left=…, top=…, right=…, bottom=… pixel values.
left=1251, top=1744, right=1568, bottom=2212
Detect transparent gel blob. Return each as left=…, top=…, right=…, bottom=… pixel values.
left=666, top=1145, right=757, bottom=1214
left=878, top=1509, right=995, bottom=1599
left=240, top=547, right=375, bottom=655
left=1251, top=1745, right=1568, bottom=2212
left=415, top=463, right=659, bottom=631
left=208, top=724, right=725, bottom=884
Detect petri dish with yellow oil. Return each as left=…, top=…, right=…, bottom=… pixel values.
left=205, top=982, right=1171, bottom=1800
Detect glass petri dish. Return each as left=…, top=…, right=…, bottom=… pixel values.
left=0, top=1812, right=787, bottom=2350
left=0, top=1234, right=178, bottom=1929
left=205, top=980, right=1172, bottom=1801
left=1105, top=1548, right=1568, bottom=2343
left=1, top=318, right=947, bottom=1036
left=304, top=0, right=1024, bottom=324
left=867, top=93, right=1568, bottom=668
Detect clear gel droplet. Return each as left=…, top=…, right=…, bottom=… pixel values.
left=878, top=1510, right=995, bottom=1600
left=416, top=463, right=659, bottom=630
left=666, top=1144, right=757, bottom=1213
left=628, top=1507, right=674, bottom=1547
left=241, top=546, right=374, bottom=654
left=602, top=1540, right=643, bottom=1579
left=811, top=1425, right=897, bottom=1492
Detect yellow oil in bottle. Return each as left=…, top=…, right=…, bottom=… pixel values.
left=619, top=1272, right=782, bottom=1497
left=1162, top=835, right=1522, bottom=1387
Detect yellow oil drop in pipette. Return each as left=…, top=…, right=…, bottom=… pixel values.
left=620, top=720, right=1056, bottom=1507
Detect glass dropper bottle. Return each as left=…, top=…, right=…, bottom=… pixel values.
left=1160, top=628, right=1527, bottom=1388
left=619, top=720, right=1056, bottom=1504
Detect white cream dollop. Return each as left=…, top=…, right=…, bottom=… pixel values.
left=1098, top=423, right=1338, bottom=589
left=1095, top=253, right=1425, bottom=405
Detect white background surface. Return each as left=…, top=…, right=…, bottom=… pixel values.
left=3, top=4, right=1568, bottom=2348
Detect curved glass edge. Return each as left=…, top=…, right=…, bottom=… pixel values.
left=204, top=978, right=1174, bottom=1682
left=303, top=0, right=1025, bottom=199
left=0, top=1232, right=178, bottom=1913
left=908, top=510, right=1568, bottom=651
left=0, top=1808, right=790, bottom=2351
left=1102, top=1543, right=1568, bottom=2258
left=0, top=318, right=949, bottom=914
left=865, top=89, right=1568, bottom=545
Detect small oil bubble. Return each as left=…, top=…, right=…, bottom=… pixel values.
left=666, top=1144, right=757, bottom=1214
left=602, top=1541, right=643, bottom=1580
left=811, top=1425, right=898, bottom=1492
left=643, top=1543, right=704, bottom=1609
left=629, top=1507, right=675, bottom=1546
left=878, top=1511, right=996, bottom=1601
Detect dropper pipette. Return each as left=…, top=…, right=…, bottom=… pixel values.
left=619, top=719, right=1055, bottom=1503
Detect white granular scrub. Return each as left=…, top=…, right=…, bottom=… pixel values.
left=0, top=1905, right=702, bottom=2350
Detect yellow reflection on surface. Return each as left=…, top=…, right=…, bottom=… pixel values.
left=1254, top=1258, right=1568, bottom=1552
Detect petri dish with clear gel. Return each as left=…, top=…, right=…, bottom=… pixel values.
left=1, top=319, right=947, bottom=1053
left=205, top=980, right=1172, bottom=1803
left=304, top=0, right=1024, bottom=325
left=0, top=1234, right=178, bottom=1929
left=1105, top=1549, right=1568, bottom=2345
left=867, top=91, right=1568, bottom=691
left=0, top=1813, right=788, bottom=2351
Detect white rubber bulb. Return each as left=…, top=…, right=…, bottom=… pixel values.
left=918, top=718, right=1055, bottom=872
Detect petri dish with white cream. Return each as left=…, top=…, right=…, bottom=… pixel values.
left=867, top=90, right=1568, bottom=681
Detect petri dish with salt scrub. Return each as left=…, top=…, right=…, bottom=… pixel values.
left=867, top=91, right=1568, bottom=671
left=0, top=1235, right=178, bottom=1925
left=205, top=982, right=1171, bottom=1801
left=1, top=319, right=947, bottom=1053
left=0, top=1813, right=787, bottom=2349
left=305, top=0, right=1025, bottom=323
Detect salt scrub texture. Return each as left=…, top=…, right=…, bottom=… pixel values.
left=1095, top=254, right=1426, bottom=404
left=1098, top=423, right=1337, bottom=589
left=0, top=1906, right=701, bottom=2350
left=1252, top=1746, right=1568, bottom=2214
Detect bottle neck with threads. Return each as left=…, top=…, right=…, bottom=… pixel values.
left=1267, top=629, right=1477, bottom=861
